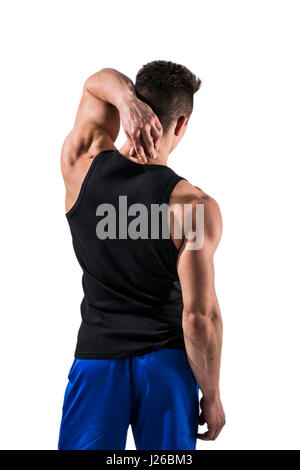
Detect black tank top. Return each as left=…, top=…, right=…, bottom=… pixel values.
left=66, top=149, right=185, bottom=358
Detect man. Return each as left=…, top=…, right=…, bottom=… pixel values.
left=59, top=61, right=225, bottom=450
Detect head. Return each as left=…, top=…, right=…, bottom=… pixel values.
left=135, top=60, right=201, bottom=154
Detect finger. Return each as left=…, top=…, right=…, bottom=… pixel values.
left=199, top=413, right=205, bottom=426
left=133, top=137, right=148, bottom=164
left=128, top=145, right=143, bottom=164
left=153, top=119, right=163, bottom=151
left=129, top=140, right=147, bottom=164
left=131, top=133, right=147, bottom=164
left=130, top=143, right=145, bottom=163
left=129, top=155, right=142, bottom=164
left=154, top=116, right=163, bottom=135
left=196, top=431, right=214, bottom=441
left=196, top=428, right=216, bottom=441
left=130, top=131, right=147, bottom=164
left=125, top=133, right=136, bottom=158
left=150, top=125, right=161, bottom=152
left=212, top=427, right=222, bottom=440
left=141, top=127, right=156, bottom=159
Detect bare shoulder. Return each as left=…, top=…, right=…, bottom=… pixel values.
left=170, top=179, right=218, bottom=206
left=170, top=179, right=222, bottom=246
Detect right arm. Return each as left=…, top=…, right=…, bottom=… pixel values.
left=177, top=191, right=225, bottom=441
left=61, top=68, right=162, bottom=213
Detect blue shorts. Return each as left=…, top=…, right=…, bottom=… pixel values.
left=58, top=348, right=199, bottom=450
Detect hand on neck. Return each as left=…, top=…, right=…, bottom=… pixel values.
left=119, top=139, right=169, bottom=166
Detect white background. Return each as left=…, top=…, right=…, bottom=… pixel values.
left=0, top=0, right=299, bottom=450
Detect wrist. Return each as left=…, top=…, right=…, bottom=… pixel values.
left=116, top=83, right=136, bottom=110
left=202, top=389, right=221, bottom=403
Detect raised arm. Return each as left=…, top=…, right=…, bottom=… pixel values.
left=82, top=69, right=162, bottom=161
left=176, top=187, right=225, bottom=441
left=61, top=68, right=162, bottom=213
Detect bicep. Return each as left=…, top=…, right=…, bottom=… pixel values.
left=178, top=245, right=217, bottom=314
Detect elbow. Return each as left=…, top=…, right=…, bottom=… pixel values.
left=84, top=75, right=94, bottom=92
left=84, top=69, right=104, bottom=91
left=182, top=308, right=222, bottom=331
left=85, top=68, right=109, bottom=86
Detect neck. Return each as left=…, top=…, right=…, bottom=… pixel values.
left=119, top=139, right=170, bottom=166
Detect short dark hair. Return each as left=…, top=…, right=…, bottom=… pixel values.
left=135, top=60, right=201, bottom=132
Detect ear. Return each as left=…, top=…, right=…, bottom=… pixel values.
left=174, top=116, right=188, bottom=136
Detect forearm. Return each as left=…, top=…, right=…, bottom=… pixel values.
left=84, top=68, right=136, bottom=110
left=183, top=309, right=223, bottom=400
left=81, top=67, right=162, bottom=162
